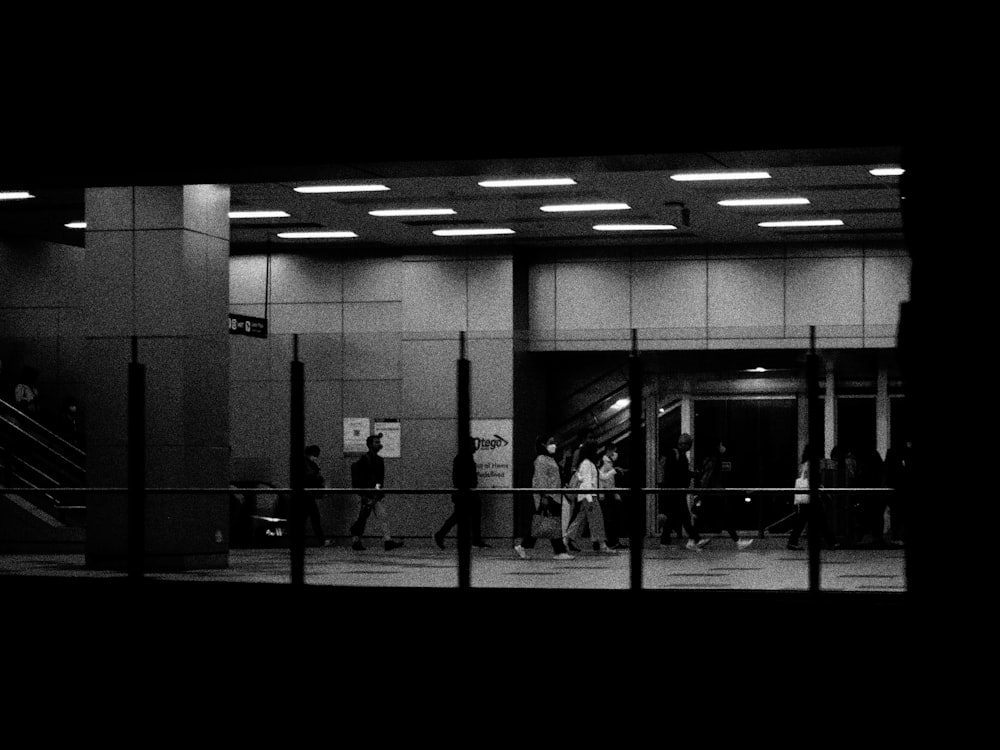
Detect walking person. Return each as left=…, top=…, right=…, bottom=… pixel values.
left=513, top=435, right=573, bottom=560
left=659, top=433, right=711, bottom=551
left=349, top=433, right=404, bottom=551
left=786, top=444, right=839, bottom=551
left=303, top=444, right=332, bottom=547
left=698, top=440, right=753, bottom=550
left=564, top=440, right=617, bottom=554
left=433, top=437, right=490, bottom=550
left=597, top=445, right=627, bottom=550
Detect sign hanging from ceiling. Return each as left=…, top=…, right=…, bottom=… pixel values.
left=228, top=313, right=268, bottom=338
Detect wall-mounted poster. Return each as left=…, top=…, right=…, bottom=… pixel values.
left=470, top=419, right=513, bottom=488
left=373, top=419, right=401, bottom=458
left=343, top=417, right=371, bottom=455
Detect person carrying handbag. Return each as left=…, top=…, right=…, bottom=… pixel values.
left=514, top=435, right=574, bottom=560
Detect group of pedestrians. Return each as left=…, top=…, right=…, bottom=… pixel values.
left=299, top=427, right=910, bottom=556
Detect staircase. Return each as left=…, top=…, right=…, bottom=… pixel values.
left=1, top=398, right=86, bottom=552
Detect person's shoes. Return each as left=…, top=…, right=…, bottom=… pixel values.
left=696, top=537, right=712, bottom=549
left=599, top=544, right=618, bottom=554
left=514, top=544, right=528, bottom=559
left=473, top=540, right=492, bottom=549
left=567, top=540, right=582, bottom=552
left=736, top=538, right=754, bottom=551
left=432, top=532, right=445, bottom=550
left=685, top=540, right=701, bottom=551
left=351, top=540, right=365, bottom=551
left=384, top=539, right=404, bottom=551
left=553, top=552, right=575, bottom=560
left=613, top=542, right=629, bottom=550
left=786, top=542, right=803, bottom=551
left=824, top=542, right=842, bottom=550
left=323, top=539, right=335, bottom=547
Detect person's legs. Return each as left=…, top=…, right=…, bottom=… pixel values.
left=350, top=498, right=372, bottom=548
left=584, top=500, right=609, bottom=547
left=306, top=497, right=325, bottom=544
left=787, top=506, right=807, bottom=547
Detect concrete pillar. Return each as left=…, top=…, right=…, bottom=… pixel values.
left=83, top=185, right=231, bottom=571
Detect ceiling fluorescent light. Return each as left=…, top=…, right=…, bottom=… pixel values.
left=593, top=224, right=676, bottom=231
left=294, top=185, right=390, bottom=193
left=229, top=210, right=290, bottom=219
left=276, top=231, right=358, bottom=239
left=540, top=203, right=630, bottom=212
left=611, top=398, right=630, bottom=410
left=718, top=198, right=809, bottom=207
left=758, top=219, right=844, bottom=228
left=0, top=191, right=34, bottom=200
left=369, top=208, right=456, bottom=217
left=432, top=228, right=515, bottom=237
left=869, top=168, right=904, bottom=176
left=478, top=178, right=577, bottom=187
left=65, top=222, right=87, bottom=229
left=670, top=172, right=771, bottom=181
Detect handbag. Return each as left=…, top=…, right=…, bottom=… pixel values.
left=794, top=466, right=810, bottom=505
left=531, top=505, right=562, bottom=538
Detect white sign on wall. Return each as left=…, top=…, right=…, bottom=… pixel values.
left=343, top=417, right=370, bottom=455
left=470, top=419, right=513, bottom=488
left=373, top=419, right=401, bottom=458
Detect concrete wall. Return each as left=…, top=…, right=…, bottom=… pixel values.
left=0, top=236, right=86, bottom=420
left=528, top=245, right=909, bottom=351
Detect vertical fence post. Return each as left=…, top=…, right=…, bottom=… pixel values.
left=806, top=326, right=822, bottom=593
left=290, top=334, right=305, bottom=586
left=456, top=331, right=472, bottom=589
left=127, top=335, right=146, bottom=582
left=628, top=329, right=644, bottom=590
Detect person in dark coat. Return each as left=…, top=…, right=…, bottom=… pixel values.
left=433, top=437, right=490, bottom=549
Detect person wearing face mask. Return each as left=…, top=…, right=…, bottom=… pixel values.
left=349, top=433, right=404, bottom=552
left=513, top=435, right=573, bottom=560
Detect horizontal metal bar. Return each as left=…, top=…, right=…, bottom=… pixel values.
left=3, top=486, right=900, bottom=494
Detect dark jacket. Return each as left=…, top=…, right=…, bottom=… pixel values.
left=452, top=452, right=478, bottom=501
left=352, top=451, right=385, bottom=502
left=661, top=448, right=694, bottom=489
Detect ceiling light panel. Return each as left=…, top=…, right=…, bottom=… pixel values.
left=478, top=178, right=577, bottom=187
left=276, top=231, right=359, bottom=238
left=593, top=224, right=676, bottom=231
left=369, top=208, right=457, bottom=217
left=0, top=191, right=34, bottom=200
left=758, top=219, right=844, bottom=227
left=540, top=203, right=630, bottom=212
left=432, top=228, right=515, bottom=236
left=670, top=172, right=771, bottom=182
left=718, top=198, right=810, bottom=207
left=229, top=211, right=290, bottom=218
left=294, top=185, right=391, bottom=193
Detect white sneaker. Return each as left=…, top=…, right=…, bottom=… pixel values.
left=513, top=544, right=528, bottom=559
left=553, top=552, right=575, bottom=560
left=696, top=537, right=712, bottom=549
left=685, top=540, right=701, bottom=551
left=737, top=538, right=754, bottom=550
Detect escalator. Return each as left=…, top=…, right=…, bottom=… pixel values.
left=0, top=397, right=86, bottom=551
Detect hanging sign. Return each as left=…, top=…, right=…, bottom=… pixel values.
left=228, top=313, right=268, bottom=338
